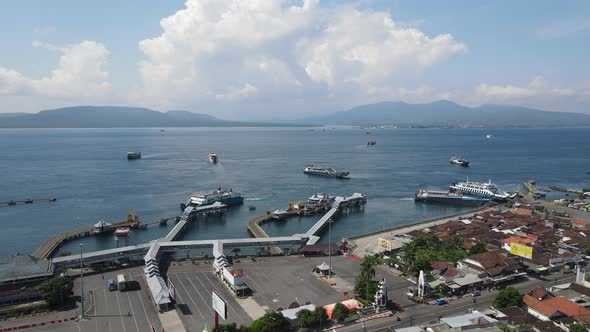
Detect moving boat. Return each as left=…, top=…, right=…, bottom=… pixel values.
left=127, top=152, right=141, bottom=160
left=304, top=165, right=350, bottom=179
left=415, top=190, right=489, bottom=206
left=185, top=187, right=244, bottom=208
left=248, top=205, right=256, bottom=211
left=450, top=155, right=469, bottom=167
left=367, top=141, right=376, bottom=145
left=485, top=134, right=493, bottom=139
left=209, top=152, right=218, bottom=164
left=450, top=179, right=509, bottom=200
left=114, top=227, right=130, bottom=237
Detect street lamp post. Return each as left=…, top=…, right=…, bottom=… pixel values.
left=328, top=218, right=332, bottom=279
left=79, top=243, right=85, bottom=319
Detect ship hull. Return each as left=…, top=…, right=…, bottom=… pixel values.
left=415, top=193, right=489, bottom=206
left=303, top=171, right=350, bottom=179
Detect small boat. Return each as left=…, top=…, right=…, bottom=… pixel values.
left=367, top=141, right=376, bottom=145
left=208, top=152, right=218, bottom=164
left=127, top=152, right=141, bottom=160
left=485, top=134, right=493, bottom=139
left=248, top=205, right=256, bottom=211
left=160, top=129, right=165, bottom=132
left=450, top=155, right=469, bottom=167
left=114, top=227, right=130, bottom=237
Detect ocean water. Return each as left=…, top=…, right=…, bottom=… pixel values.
left=0, top=127, right=588, bottom=256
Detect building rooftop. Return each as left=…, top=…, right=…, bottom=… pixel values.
left=0, top=254, right=54, bottom=284
left=440, top=311, right=497, bottom=329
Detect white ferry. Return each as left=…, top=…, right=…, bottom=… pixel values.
left=303, top=165, right=350, bottom=179
left=450, top=179, right=509, bottom=200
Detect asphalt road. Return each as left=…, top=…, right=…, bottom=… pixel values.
left=336, top=271, right=577, bottom=332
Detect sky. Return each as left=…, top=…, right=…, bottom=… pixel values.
left=0, top=0, right=589, bottom=120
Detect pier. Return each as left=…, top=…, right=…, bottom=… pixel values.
left=0, top=197, right=56, bottom=206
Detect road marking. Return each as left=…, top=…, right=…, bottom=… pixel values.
left=172, top=273, right=207, bottom=323
left=182, top=272, right=214, bottom=316
left=126, top=292, right=141, bottom=332
left=115, top=290, right=127, bottom=332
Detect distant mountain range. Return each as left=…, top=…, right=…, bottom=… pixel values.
left=304, top=100, right=590, bottom=127
left=0, top=106, right=307, bottom=128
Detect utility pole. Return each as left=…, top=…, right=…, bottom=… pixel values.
left=328, top=218, right=332, bottom=279
left=79, top=243, right=85, bottom=319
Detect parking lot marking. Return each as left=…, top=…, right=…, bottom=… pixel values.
left=173, top=273, right=207, bottom=322
left=126, top=292, right=140, bottom=332
left=103, top=289, right=112, bottom=332
left=199, top=272, right=242, bottom=317
left=181, top=272, right=214, bottom=316
left=134, top=283, right=154, bottom=330
left=115, top=290, right=127, bottom=332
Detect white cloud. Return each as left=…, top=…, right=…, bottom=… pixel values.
left=537, top=19, right=590, bottom=40
left=297, top=7, right=465, bottom=87
left=0, top=40, right=110, bottom=98
left=134, top=0, right=465, bottom=116
left=474, top=76, right=576, bottom=102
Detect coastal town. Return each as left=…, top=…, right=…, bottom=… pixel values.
left=0, top=183, right=589, bottom=332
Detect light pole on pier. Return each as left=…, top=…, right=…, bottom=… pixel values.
left=328, top=218, right=332, bottom=279
left=79, top=243, right=86, bottom=319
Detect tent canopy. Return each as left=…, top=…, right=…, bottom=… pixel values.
left=324, top=299, right=359, bottom=319
left=316, top=262, right=330, bottom=271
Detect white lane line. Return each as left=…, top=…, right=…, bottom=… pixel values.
left=126, top=292, right=140, bottom=332
left=182, top=272, right=214, bottom=316
left=135, top=283, right=154, bottom=330
left=94, top=289, right=98, bottom=332
left=115, top=290, right=127, bottom=332
left=173, top=272, right=207, bottom=323
left=103, top=289, right=112, bottom=332
left=199, top=272, right=241, bottom=317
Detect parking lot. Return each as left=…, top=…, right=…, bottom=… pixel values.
left=3, top=266, right=162, bottom=332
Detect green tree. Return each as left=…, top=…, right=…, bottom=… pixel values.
left=569, top=324, right=589, bottom=332
left=313, top=306, right=329, bottom=329
left=585, top=247, right=590, bottom=256
left=493, top=287, right=522, bottom=308
left=218, top=323, right=251, bottom=332
left=468, top=243, right=487, bottom=256
left=250, top=311, right=291, bottom=332
left=37, top=276, right=74, bottom=309
left=355, top=256, right=380, bottom=303
left=332, top=302, right=349, bottom=322
left=296, top=309, right=315, bottom=330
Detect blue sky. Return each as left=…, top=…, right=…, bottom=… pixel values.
left=0, top=0, right=588, bottom=119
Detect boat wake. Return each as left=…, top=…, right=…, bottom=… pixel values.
left=399, top=198, right=414, bottom=201
left=246, top=197, right=262, bottom=201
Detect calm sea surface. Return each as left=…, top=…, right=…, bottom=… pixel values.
left=0, top=127, right=588, bottom=256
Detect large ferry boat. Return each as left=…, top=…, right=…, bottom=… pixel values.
left=450, top=180, right=509, bottom=200
left=415, top=190, right=490, bottom=206
left=304, top=165, right=350, bottom=179
left=450, top=155, right=469, bottom=167
left=185, top=187, right=243, bottom=208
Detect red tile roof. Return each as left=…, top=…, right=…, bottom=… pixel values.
left=524, top=295, right=590, bottom=324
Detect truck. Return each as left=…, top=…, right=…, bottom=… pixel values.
left=116, top=274, right=127, bottom=291
left=106, top=279, right=117, bottom=291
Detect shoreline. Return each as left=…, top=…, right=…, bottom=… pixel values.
left=349, top=205, right=493, bottom=257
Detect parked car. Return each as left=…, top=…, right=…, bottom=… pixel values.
left=106, top=279, right=117, bottom=291
left=471, top=291, right=481, bottom=297
left=436, top=298, right=448, bottom=305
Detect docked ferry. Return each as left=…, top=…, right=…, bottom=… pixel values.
left=304, top=165, right=350, bottom=179
left=450, top=180, right=509, bottom=200
left=415, top=190, right=489, bottom=206
left=450, top=155, right=469, bottom=167
left=185, top=187, right=243, bottom=208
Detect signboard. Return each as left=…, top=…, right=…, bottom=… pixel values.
left=212, top=291, right=227, bottom=320
left=510, top=243, right=533, bottom=259
left=168, top=276, right=176, bottom=301
left=378, top=238, right=392, bottom=251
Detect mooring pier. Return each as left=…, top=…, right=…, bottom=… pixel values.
left=0, top=197, right=57, bottom=206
